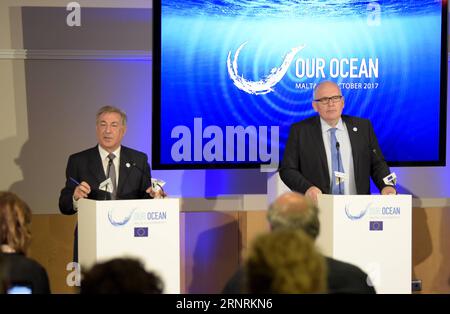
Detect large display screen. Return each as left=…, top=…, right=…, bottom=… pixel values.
left=153, top=0, right=447, bottom=169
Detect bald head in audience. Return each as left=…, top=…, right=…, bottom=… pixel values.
left=267, top=192, right=320, bottom=239
left=222, top=191, right=377, bottom=294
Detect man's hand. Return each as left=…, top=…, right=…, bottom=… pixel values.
left=305, top=186, right=322, bottom=203
left=73, top=181, right=91, bottom=201
left=381, top=186, right=396, bottom=195
left=146, top=187, right=167, bottom=199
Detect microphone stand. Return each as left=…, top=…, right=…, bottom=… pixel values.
left=126, top=161, right=159, bottom=198
left=336, top=141, right=342, bottom=195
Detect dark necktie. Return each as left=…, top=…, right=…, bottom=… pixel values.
left=107, top=153, right=117, bottom=200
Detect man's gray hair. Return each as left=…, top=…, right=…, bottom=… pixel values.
left=313, top=80, right=342, bottom=100
left=96, top=105, right=127, bottom=126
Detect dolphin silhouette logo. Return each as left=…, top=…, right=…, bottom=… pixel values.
left=227, top=42, right=305, bottom=95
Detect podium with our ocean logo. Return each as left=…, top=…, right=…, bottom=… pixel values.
left=317, top=194, right=412, bottom=294
left=78, top=198, right=180, bottom=293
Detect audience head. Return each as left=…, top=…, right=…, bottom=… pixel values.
left=0, top=191, right=32, bottom=255
left=80, top=257, right=164, bottom=294
left=267, top=192, right=320, bottom=239
left=245, top=229, right=327, bottom=294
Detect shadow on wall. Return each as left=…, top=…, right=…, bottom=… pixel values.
left=185, top=212, right=241, bottom=294
left=177, top=168, right=270, bottom=293
left=6, top=7, right=152, bottom=213
left=397, top=184, right=433, bottom=282
left=7, top=63, right=94, bottom=212
left=5, top=6, right=77, bottom=212
left=9, top=139, right=58, bottom=212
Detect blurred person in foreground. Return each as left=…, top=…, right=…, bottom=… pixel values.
left=223, top=192, right=376, bottom=294
left=0, top=191, right=50, bottom=294
left=246, top=228, right=327, bottom=294
left=80, top=257, right=163, bottom=294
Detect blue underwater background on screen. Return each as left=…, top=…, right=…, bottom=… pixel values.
left=160, top=0, right=443, bottom=165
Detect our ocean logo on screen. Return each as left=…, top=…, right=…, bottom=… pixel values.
left=227, top=42, right=306, bottom=95
left=227, top=42, right=379, bottom=95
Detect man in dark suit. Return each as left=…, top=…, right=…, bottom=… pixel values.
left=222, top=192, right=376, bottom=294
left=59, top=105, right=164, bottom=261
left=280, top=81, right=396, bottom=202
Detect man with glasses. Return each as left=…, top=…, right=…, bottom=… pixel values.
left=280, top=81, right=396, bottom=203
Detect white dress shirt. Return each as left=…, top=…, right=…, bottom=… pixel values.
left=73, top=145, right=122, bottom=211
left=320, top=118, right=357, bottom=195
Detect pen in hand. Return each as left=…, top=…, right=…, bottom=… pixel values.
left=69, top=177, right=80, bottom=186
left=70, top=177, right=92, bottom=201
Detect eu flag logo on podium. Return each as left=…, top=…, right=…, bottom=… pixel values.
left=369, top=221, right=383, bottom=231
left=134, top=227, right=148, bottom=237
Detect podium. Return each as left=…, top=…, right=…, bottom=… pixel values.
left=317, top=194, right=412, bottom=294
left=78, top=198, right=180, bottom=293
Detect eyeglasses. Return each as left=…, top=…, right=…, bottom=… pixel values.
left=313, top=95, right=343, bottom=105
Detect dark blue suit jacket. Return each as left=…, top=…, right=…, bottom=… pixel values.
left=280, top=115, right=392, bottom=194
left=58, top=145, right=152, bottom=261
left=222, top=257, right=377, bottom=294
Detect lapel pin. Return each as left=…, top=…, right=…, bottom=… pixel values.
left=126, top=162, right=131, bottom=168
left=353, top=127, right=358, bottom=132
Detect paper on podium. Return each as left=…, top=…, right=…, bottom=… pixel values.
left=99, top=178, right=113, bottom=193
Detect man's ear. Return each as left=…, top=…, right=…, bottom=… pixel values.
left=312, top=102, right=318, bottom=112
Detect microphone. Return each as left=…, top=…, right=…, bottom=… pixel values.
left=383, top=172, right=397, bottom=186
left=371, top=146, right=390, bottom=170
left=127, top=161, right=146, bottom=173
left=371, top=147, right=384, bottom=163
left=126, top=161, right=151, bottom=181
left=370, top=146, right=397, bottom=189
left=335, top=141, right=342, bottom=194
left=124, top=161, right=161, bottom=198
left=371, top=148, right=377, bottom=158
